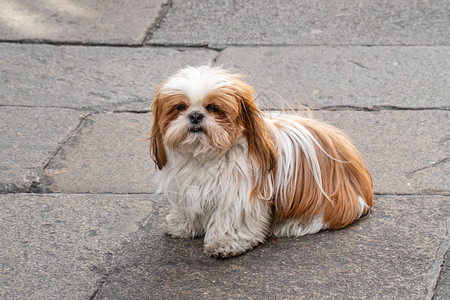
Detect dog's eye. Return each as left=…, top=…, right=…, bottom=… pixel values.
left=175, top=103, right=186, bottom=112
left=206, top=104, right=219, bottom=112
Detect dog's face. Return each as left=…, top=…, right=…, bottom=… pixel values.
left=152, top=67, right=246, bottom=153
left=150, top=66, right=276, bottom=176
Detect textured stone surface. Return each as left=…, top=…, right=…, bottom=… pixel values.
left=0, top=0, right=448, bottom=297
left=216, top=46, right=450, bottom=109
left=0, top=43, right=217, bottom=111
left=150, top=0, right=450, bottom=46
left=435, top=251, right=450, bottom=300
left=0, top=193, right=156, bottom=299
left=94, top=195, right=450, bottom=299
left=0, top=0, right=167, bottom=44
left=45, top=112, right=158, bottom=194
left=45, top=111, right=449, bottom=195
left=313, top=110, right=449, bottom=195
left=0, top=106, right=87, bottom=192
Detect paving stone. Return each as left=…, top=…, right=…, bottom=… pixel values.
left=150, top=0, right=450, bottom=46
left=0, top=0, right=167, bottom=44
left=327, top=110, right=444, bottom=196
left=216, top=46, right=450, bottom=109
left=46, top=111, right=449, bottom=196
left=45, top=112, right=158, bottom=194
left=0, top=193, right=156, bottom=299
left=0, top=43, right=217, bottom=111
left=0, top=106, right=87, bottom=193
left=313, top=110, right=449, bottom=195
left=435, top=251, right=450, bottom=300
left=93, top=195, right=450, bottom=299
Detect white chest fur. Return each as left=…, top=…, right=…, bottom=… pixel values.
left=158, top=138, right=253, bottom=219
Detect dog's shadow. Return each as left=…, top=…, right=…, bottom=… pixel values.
left=98, top=197, right=373, bottom=298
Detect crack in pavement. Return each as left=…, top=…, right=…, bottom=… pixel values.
left=141, top=0, right=174, bottom=45
left=211, top=48, right=225, bottom=65
left=0, top=39, right=144, bottom=47
left=43, top=112, right=93, bottom=171
left=2, top=40, right=449, bottom=49
left=0, top=104, right=93, bottom=112
left=10, top=112, right=94, bottom=194
left=263, top=105, right=450, bottom=112
left=87, top=199, right=164, bottom=300
left=1, top=104, right=449, bottom=113
left=426, top=216, right=450, bottom=300
left=411, top=158, right=449, bottom=174
left=348, top=60, right=370, bottom=69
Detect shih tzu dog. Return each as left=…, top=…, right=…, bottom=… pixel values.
left=150, top=66, right=373, bottom=258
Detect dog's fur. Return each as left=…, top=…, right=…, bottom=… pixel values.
left=150, top=66, right=373, bottom=257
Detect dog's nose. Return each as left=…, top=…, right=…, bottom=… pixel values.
left=189, top=111, right=204, bottom=124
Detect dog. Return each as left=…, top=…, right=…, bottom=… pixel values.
left=149, top=66, right=373, bottom=258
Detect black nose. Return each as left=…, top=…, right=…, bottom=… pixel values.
left=189, top=112, right=204, bottom=124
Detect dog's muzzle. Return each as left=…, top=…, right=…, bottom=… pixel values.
left=189, top=111, right=204, bottom=133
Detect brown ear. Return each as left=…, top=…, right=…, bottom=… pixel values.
left=233, top=79, right=277, bottom=175
left=150, top=92, right=167, bottom=169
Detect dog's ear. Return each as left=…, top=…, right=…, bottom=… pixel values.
left=150, top=90, right=167, bottom=170
left=232, top=78, right=277, bottom=176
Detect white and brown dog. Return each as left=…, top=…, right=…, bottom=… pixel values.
left=150, top=66, right=373, bottom=258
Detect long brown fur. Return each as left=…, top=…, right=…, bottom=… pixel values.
left=149, top=85, right=170, bottom=169
left=223, top=77, right=277, bottom=198
left=273, top=117, right=373, bottom=228
left=227, top=77, right=277, bottom=175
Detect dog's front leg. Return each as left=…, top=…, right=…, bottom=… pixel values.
left=164, top=206, right=204, bottom=238
left=203, top=199, right=271, bottom=258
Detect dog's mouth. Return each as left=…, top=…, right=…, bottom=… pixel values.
left=189, top=125, right=203, bottom=133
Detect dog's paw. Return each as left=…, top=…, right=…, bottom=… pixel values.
left=204, top=239, right=255, bottom=258
left=163, top=227, right=192, bottom=238
left=164, top=223, right=203, bottom=238
left=164, top=214, right=202, bottom=238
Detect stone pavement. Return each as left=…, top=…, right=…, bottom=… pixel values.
left=0, top=0, right=448, bottom=299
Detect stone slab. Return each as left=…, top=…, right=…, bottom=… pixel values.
left=0, top=0, right=167, bottom=44
left=0, top=193, right=156, bottom=299
left=150, top=0, right=450, bottom=46
left=0, top=106, right=87, bottom=193
left=46, top=111, right=449, bottom=195
left=94, top=195, right=450, bottom=299
left=0, top=43, right=217, bottom=111
left=435, top=251, right=450, bottom=300
left=313, top=110, right=449, bottom=195
left=216, top=46, right=450, bottom=109
left=45, top=112, right=158, bottom=194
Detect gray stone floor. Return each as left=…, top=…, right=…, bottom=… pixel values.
left=0, top=1, right=448, bottom=299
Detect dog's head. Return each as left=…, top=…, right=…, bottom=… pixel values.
left=150, top=66, right=276, bottom=173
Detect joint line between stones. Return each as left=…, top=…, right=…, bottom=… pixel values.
left=43, top=112, right=92, bottom=170
left=425, top=216, right=450, bottom=300
left=211, top=47, right=225, bottom=66
left=0, top=39, right=143, bottom=48
left=89, top=278, right=107, bottom=300
left=141, top=0, right=174, bottom=45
